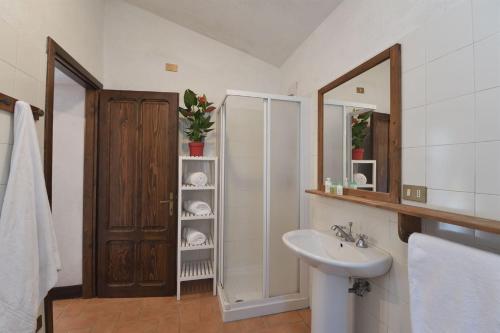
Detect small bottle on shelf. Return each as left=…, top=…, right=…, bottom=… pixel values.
left=325, top=177, right=332, bottom=193
left=336, top=182, right=343, bottom=196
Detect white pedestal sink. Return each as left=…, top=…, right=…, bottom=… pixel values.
left=282, top=229, right=392, bottom=333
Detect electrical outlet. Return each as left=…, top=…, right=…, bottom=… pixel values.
left=402, top=185, right=427, bottom=203
left=165, top=63, right=178, bottom=72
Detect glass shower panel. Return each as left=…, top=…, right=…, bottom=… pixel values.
left=223, top=96, right=264, bottom=303
left=269, top=100, right=300, bottom=297
left=323, top=104, right=344, bottom=183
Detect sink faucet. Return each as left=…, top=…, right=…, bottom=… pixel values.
left=331, top=222, right=355, bottom=242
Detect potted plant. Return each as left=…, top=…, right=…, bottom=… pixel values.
left=178, top=89, right=216, bottom=156
left=351, top=111, right=371, bottom=160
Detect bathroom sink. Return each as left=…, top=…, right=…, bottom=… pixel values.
left=282, top=229, right=393, bottom=333
left=282, top=229, right=392, bottom=278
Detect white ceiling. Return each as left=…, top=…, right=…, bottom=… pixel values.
left=125, top=0, right=343, bottom=66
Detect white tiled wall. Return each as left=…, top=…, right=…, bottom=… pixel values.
left=281, top=0, right=500, bottom=332
left=0, top=0, right=104, bottom=210
left=401, top=0, right=500, bottom=234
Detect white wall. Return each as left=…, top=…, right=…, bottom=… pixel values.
left=52, top=68, right=85, bottom=287
left=0, top=0, right=104, bottom=210
left=280, top=0, right=500, bottom=332
left=102, top=0, right=281, bottom=156
left=325, top=60, right=391, bottom=114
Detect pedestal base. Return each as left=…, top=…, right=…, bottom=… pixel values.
left=311, top=268, right=353, bottom=333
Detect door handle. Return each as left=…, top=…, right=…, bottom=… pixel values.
left=160, top=192, right=175, bottom=216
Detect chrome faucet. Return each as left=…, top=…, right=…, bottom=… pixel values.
left=331, top=222, right=355, bottom=242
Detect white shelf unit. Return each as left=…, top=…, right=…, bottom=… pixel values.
left=177, top=156, right=218, bottom=300
left=351, top=160, right=377, bottom=191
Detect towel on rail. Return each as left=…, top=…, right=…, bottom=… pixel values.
left=185, top=172, right=208, bottom=186
left=183, top=200, right=212, bottom=216
left=0, top=101, right=61, bottom=333
left=408, top=233, right=500, bottom=333
left=183, top=227, right=207, bottom=246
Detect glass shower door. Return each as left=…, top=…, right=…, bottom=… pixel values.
left=268, top=100, right=301, bottom=297
left=222, top=95, right=265, bottom=303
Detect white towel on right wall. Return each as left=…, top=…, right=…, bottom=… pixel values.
left=408, top=233, right=500, bottom=333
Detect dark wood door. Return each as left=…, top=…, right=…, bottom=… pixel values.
left=96, top=90, right=178, bottom=297
left=371, top=112, right=390, bottom=193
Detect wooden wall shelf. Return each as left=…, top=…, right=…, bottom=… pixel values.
left=306, top=189, right=500, bottom=242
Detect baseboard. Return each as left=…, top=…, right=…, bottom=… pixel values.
left=44, top=284, right=82, bottom=333
left=46, top=285, right=83, bottom=300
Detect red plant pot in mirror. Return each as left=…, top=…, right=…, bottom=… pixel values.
left=352, top=148, right=365, bottom=160
left=189, top=142, right=204, bottom=156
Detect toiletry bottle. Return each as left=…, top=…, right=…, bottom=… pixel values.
left=336, top=182, right=343, bottom=195
left=325, top=177, right=332, bottom=193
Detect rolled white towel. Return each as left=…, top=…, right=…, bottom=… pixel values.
left=183, top=200, right=212, bottom=216
left=185, top=172, right=208, bottom=186
left=183, top=227, right=207, bottom=246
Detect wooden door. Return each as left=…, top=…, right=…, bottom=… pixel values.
left=371, top=112, right=390, bottom=192
left=96, top=90, right=178, bottom=297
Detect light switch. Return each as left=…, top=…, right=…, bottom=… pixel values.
left=403, top=184, right=427, bottom=203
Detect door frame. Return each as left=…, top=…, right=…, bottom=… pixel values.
left=44, top=37, right=103, bottom=333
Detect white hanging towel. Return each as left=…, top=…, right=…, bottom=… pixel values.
left=408, top=233, right=500, bottom=333
left=0, top=101, right=61, bottom=332
left=183, top=200, right=212, bottom=216
left=183, top=227, right=207, bottom=246
left=184, top=172, right=208, bottom=187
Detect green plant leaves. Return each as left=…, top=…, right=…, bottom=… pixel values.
left=351, top=111, right=372, bottom=149
left=179, top=89, right=215, bottom=142
left=184, top=89, right=197, bottom=109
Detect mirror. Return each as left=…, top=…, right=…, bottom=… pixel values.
left=318, top=45, right=401, bottom=202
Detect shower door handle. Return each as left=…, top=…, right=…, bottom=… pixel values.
left=160, top=192, right=175, bottom=216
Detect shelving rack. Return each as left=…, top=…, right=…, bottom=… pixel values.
left=351, top=160, right=376, bottom=191
left=177, top=156, right=218, bottom=300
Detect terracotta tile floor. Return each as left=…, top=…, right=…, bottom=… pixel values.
left=53, top=292, right=311, bottom=333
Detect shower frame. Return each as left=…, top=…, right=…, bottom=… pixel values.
left=217, top=90, right=310, bottom=321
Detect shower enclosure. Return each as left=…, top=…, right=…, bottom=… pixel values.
left=217, top=90, right=309, bottom=321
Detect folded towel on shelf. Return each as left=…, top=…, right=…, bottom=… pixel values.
left=183, top=200, right=212, bottom=216
left=185, top=172, right=208, bottom=186
left=183, top=227, right=207, bottom=246
left=409, top=233, right=500, bottom=333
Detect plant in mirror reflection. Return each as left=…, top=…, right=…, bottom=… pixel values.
left=351, top=111, right=372, bottom=149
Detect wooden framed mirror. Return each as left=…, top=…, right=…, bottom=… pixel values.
left=317, top=44, right=401, bottom=203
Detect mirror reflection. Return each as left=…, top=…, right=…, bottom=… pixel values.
left=323, top=59, right=390, bottom=193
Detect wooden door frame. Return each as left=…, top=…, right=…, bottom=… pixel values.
left=44, top=37, right=103, bottom=333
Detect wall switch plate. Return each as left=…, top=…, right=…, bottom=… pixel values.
left=402, top=184, right=427, bottom=203
left=165, top=63, right=178, bottom=72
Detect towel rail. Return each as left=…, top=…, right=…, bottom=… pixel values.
left=0, top=92, right=45, bottom=120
